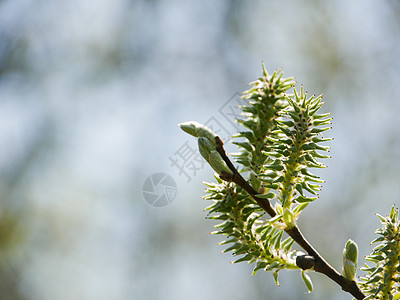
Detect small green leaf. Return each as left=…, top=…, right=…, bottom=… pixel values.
left=301, top=270, right=313, bottom=293
left=312, top=119, right=332, bottom=126
left=222, top=243, right=241, bottom=253
left=266, top=261, right=280, bottom=271
left=233, top=254, right=253, bottom=264
left=282, top=238, right=295, bottom=252
left=236, top=131, right=255, bottom=143
left=364, top=275, right=381, bottom=284
left=376, top=213, right=386, bottom=223
left=368, top=267, right=384, bottom=278
left=250, top=173, right=261, bottom=191
left=254, top=224, right=270, bottom=234
left=234, top=244, right=251, bottom=255
left=295, top=196, right=317, bottom=203
left=312, top=112, right=331, bottom=119
left=256, top=192, right=275, bottom=199
left=268, top=165, right=284, bottom=171
left=233, top=141, right=254, bottom=152
left=252, top=261, right=268, bottom=276
left=310, top=127, right=331, bottom=134
left=293, top=203, right=308, bottom=214
left=301, top=182, right=318, bottom=195
left=218, top=238, right=238, bottom=245
left=274, top=230, right=284, bottom=249
left=267, top=214, right=283, bottom=224
left=273, top=269, right=280, bottom=286
left=295, top=184, right=304, bottom=196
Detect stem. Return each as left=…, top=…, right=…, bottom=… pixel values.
left=215, top=137, right=276, bottom=217
left=286, top=227, right=365, bottom=299
left=215, top=137, right=366, bottom=300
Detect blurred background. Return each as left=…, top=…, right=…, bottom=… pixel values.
left=0, top=0, right=399, bottom=299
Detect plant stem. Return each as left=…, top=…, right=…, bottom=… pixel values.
left=215, top=136, right=366, bottom=300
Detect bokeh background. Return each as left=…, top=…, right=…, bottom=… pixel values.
left=1, top=0, right=399, bottom=299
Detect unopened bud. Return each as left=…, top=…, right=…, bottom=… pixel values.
left=342, top=239, right=358, bottom=281
left=197, top=137, right=233, bottom=179
left=283, top=208, right=295, bottom=229
left=296, top=254, right=315, bottom=270
left=198, top=137, right=214, bottom=160
left=179, top=121, right=198, bottom=137
left=208, top=150, right=233, bottom=178
left=179, top=121, right=217, bottom=146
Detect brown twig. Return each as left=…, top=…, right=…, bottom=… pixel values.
left=215, top=137, right=277, bottom=217
left=214, top=136, right=365, bottom=300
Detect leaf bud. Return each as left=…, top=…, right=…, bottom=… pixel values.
left=198, top=137, right=214, bottom=160
left=296, top=254, right=315, bottom=270
left=198, top=137, right=233, bottom=179
left=283, top=208, right=295, bottom=229
left=179, top=121, right=198, bottom=137
left=342, top=239, right=358, bottom=281
left=179, top=121, right=217, bottom=146
left=208, top=150, right=233, bottom=179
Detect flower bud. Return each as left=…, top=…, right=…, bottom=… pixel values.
left=197, top=137, right=233, bottom=179
left=179, top=121, right=217, bottom=146
left=179, top=121, right=198, bottom=137
left=342, top=239, right=358, bottom=281
left=198, top=137, right=214, bottom=160
left=208, top=150, right=233, bottom=178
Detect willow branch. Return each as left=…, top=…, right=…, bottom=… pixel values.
left=215, top=136, right=365, bottom=300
